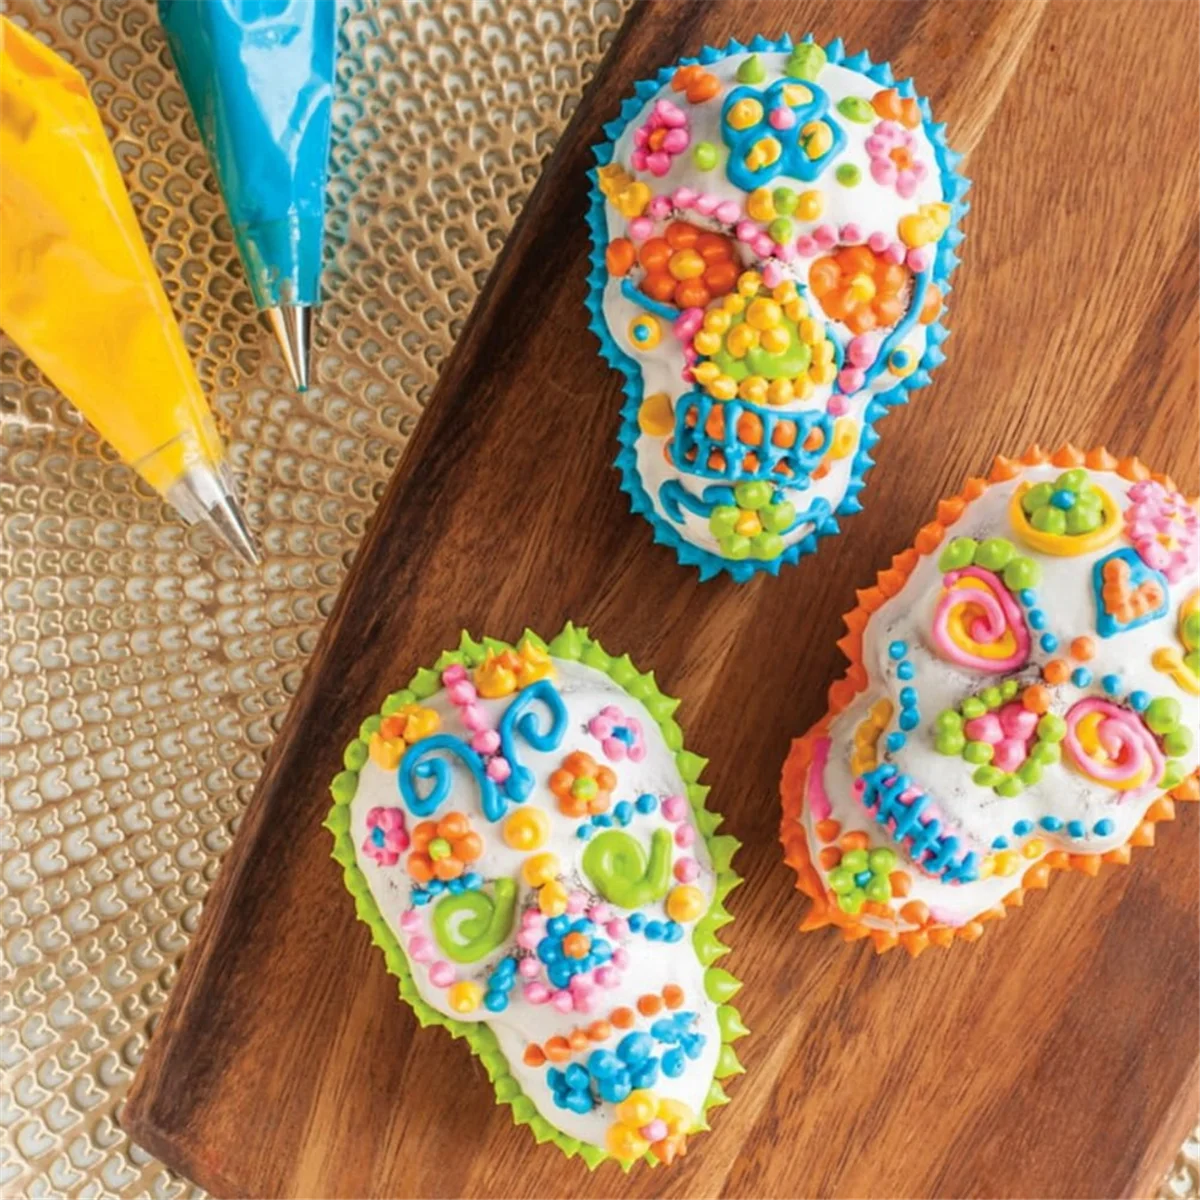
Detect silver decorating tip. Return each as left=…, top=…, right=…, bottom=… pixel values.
left=265, top=303, right=313, bottom=392
left=166, top=464, right=261, bottom=567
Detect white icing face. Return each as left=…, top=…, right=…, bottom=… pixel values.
left=347, top=648, right=723, bottom=1159
left=796, top=463, right=1199, bottom=937
left=590, top=39, right=966, bottom=580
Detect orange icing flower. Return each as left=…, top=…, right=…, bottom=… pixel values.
left=808, top=245, right=915, bottom=335
left=638, top=222, right=738, bottom=311
left=474, top=640, right=554, bottom=699
left=549, top=750, right=616, bottom=817
left=407, top=811, right=483, bottom=883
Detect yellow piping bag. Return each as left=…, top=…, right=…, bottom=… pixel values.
left=0, top=18, right=259, bottom=565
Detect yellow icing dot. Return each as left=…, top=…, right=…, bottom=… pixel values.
left=796, top=189, right=825, bottom=221
left=766, top=378, right=795, bottom=407
left=637, top=391, right=675, bottom=438
left=522, top=852, right=560, bottom=887
left=503, top=807, right=550, bottom=851
left=829, top=417, right=857, bottom=460
left=727, top=98, right=763, bottom=130
left=799, top=121, right=832, bottom=159
left=666, top=885, right=707, bottom=923
left=745, top=298, right=783, bottom=331
left=708, top=375, right=738, bottom=402
left=538, top=879, right=569, bottom=916
left=447, top=981, right=483, bottom=1013
left=1022, top=838, right=1046, bottom=860
left=368, top=731, right=405, bottom=770
left=746, top=187, right=776, bottom=222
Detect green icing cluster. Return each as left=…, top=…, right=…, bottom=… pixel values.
left=827, top=846, right=896, bottom=914
left=708, top=481, right=795, bottom=562
left=1020, top=469, right=1105, bottom=536
left=1144, top=696, right=1194, bottom=790
left=937, top=535, right=1040, bottom=591
left=326, top=623, right=747, bottom=1169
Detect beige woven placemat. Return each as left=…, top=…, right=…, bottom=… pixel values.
left=0, top=1, right=1194, bottom=1197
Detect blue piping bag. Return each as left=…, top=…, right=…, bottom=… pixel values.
left=158, top=0, right=336, bottom=391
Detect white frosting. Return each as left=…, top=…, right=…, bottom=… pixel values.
left=598, top=51, right=949, bottom=563
left=349, top=658, right=720, bottom=1150
left=801, top=466, right=1199, bottom=930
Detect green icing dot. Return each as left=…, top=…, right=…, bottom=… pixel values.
left=734, top=480, right=772, bottom=510
left=786, top=43, right=826, bottom=80
left=1145, top=696, right=1180, bottom=734
left=975, top=538, right=1014, bottom=571
left=1065, top=506, right=1102, bottom=534
left=709, top=505, right=739, bottom=538
left=693, top=141, right=718, bottom=171
left=835, top=162, right=861, bottom=187
left=973, top=765, right=1005, bottom=788
left=772, top=186, right=798, bottom=215
left=1056, top=469, right=1088, bottom=492
left=736, top=54, right=766, bottom=83
left=751, top=531, right=785, bottom=560
left=1163, top=728, right=1192, bottom=757
left=760, top=501, right=796, bottom=533
left=582, top=829, right=672, bottom=908
left=1030, top=507, right=1067, bottom=535
left=1037, top=713, right=1066, bottom=743
left=961, top=697, right=987, bottom=719
left=432, top=880, right=517, bottom=964
left=934, top=709, right=964, bottom=733
left=938, top=537, right=978, bottom=572
left=1021, top=482, right=1054, bottom=516
left=964, top=740, right=994, bottom=765
left=836, top=96, right=875, bottom=123
left=935, top=731, right=966, bottom=756
left=768, top=217, right=794, bottom=244
left=1003, top=556, right=1041, bottom=591
left=995, top=776, right=1024, bottom=798
left=1017, top=761, right=1043, bottom=786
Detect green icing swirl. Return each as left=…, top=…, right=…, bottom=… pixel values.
left=582, top=828, right=672, bottom=909
left=432, top=878, right=517, bottom=963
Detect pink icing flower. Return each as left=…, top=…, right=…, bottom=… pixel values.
left=362, top=807, right=409, bottom=866
left=586, top=704, right=647, bottom=763
left=1125, top=480, right=1199, bottom=583
left=864, top=120, right=929, bottom=199
left=631, top=99, right=690, bottom=177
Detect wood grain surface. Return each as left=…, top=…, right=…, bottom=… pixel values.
left=122, top=2, right=1200, bottom=1196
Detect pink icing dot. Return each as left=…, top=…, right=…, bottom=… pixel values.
left=605, top=917, right=629, bottom=940
left=838, top=367, right=865, bottom=394
left=796, top=234, right=819, bottom=257
left=777, top=242, right=797, bottom=263
left=612, top=948, right=630, bottom=969
left=674, top=824, right=695, bottom=849
left=673, top=186, right=698, bottom=208
left=884, top=242, right=906, bottom=265
left=964, top=713, right=1003, bottom=743
left=908, top=247, right=934, bottom=273
left=813, top=223, right=837, bottom=249
left=428, top=961, right=455, bottom=987
left=485, top=756, right=512, bottom=782
left=566, top=891, right=588, bottom=914
left=655, top=98, right=687, bottom=128
left=595, top=965, right=620, bottom=988
left=853, top=777, right=866, bottom=794
left=628, top=216, right=654, bottom=240
left=399, top=910, right=422, bottom=933
left=516, top=928, right=541, bottom=951
left=847, top=334, right=880, bottom=368
left=441, top=664, right=467, bottom=686
left=448, top=681, right=478, bottom=706
left=827, top=395, right=849, bottom=417
left=588, top=902, right=611, bottom=923
left=645, top=151, right=671, bottom=177
left=868, top=231, right=890, bottom=254
left=461, top=704, right=488, bottom=732
left=735, top=220, right=758, bottom=242
left=694, top=193, right=718, bottom=216
left=661, top=794, right=686, bottom=822
left=840, top=222, right=863, bottom=243
left=471, top=729, right=500, bottom=755
left=761, top=262, right=785, bottom=288
left=753, top=234, right=774, bottom=257
left=524, top=982, right=550, bottom=1004
left=674, top=857, right=700, bottom=883
left=518, top=957, right=540, bottom=978
left=662, top=128, right=689, bottom=155
left=643, top=1113, right=672, bottom=1142
left=408, top=936, right=434, bottom=963
left=573, top=992, right=596, bottom=1014
left=768, top=106, right=796, bottom=131
left=715, top=200, right=742, bottom=225
left=551, top=989, right=575, bottom=1013
left=521, top=908, right=544, bottom=929
left=648, top=195, right=672, bottom=219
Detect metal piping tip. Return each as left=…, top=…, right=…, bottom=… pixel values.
left=265, top=303, right=313, bottom=391
left=204, top=489, right=262, bottom=566
left=166, top=464, right=261, bottom=567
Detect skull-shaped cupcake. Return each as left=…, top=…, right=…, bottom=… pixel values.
left=329, top=626, right=744, bottom=1164
left=587, top=34, right=968, bottom=581
left=782, top=447, right=1199, bottom=954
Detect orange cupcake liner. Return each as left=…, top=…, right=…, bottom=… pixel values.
left=779, top=444, right=1199, bottom=957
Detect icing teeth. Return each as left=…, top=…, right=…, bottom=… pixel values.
left=782, top=450, right=1200, bottom=955
left=589, top=38, right=967, bottom=581
left=330, top=626, right=744, bottom=1163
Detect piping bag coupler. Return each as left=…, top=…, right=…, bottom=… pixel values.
left=158, top=0, right=336, bottom=391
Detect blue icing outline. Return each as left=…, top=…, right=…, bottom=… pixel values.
left=585, top=33, right=970, bottom=583
left=720, top=77, right=845, bottom=190
left=1092, top=548, right=1170, bottom=638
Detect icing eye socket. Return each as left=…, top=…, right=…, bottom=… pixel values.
left=627, top=314, right=662, bottom=351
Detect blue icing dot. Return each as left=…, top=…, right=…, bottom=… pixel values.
left=900, top=687, right=918, bottom=708
left=564, top=1062, right=589, bottom=1091
left=564, top=1090, right=594, bottom=1114
left=661, top=1048, right=686, bottom=1078
left=1067, top=820, right=1085, bottom=838
left=1019, top=589, right=1037, bottom=607
left=644, top=920, right=665, bottom=941
left=1129, top=691, right=1150, bottom=711
left=1029, top=609, right=1046, bottom=631
left=889, top=640, right=908, bottom=660
left=1101, top=674, right=1120, bottom=694
left=592, top=813, right=613, bottom=828
left=1040, top=634, right=1059, bottom=653
left=628, top=913, right=645, bottom=932
left=447, top=878, right=464, bottom=895
left=614, top=801, right=633, bottom=826
left=576, top=825, right=592, bottom=840
left=484, top=991, right=508, bottom=1012
left=617, top=1032, right=654, bottom=1063
left=547, top=915, right=569, bottom=937
left=371, top=828, right=385, bottom=846
left=412, top=891, right=431, bottom=907
left=650, top=1019, right=678, bottom=1043
left=899, top=710, right=920, bottom=732
left=635, top=793, right=657, bottom=814
left=630, top=1062, right=660, bottom=1089
left=664, top=921, right=684, bottom=942
left=897, top=661, right=915, bottom=681
left=1013, top=820, right=1033, bottom=836
left=1071, top=667, right=1092, bottom=688
left=588, top=1049, right=620, bottom=1078
left=1094, top=818, right=1115, bottom=836
left=599, top=1075, right=631, bottom=1104
left=886, top=732, right=906, bottom=752
left=462, top=872, right=482, bottom=891
left=1039, top=816, right=1062, bottom=832
left=1050, top=488, right=1076, bottom=510
left=991, top=836, right=1009, bottom=850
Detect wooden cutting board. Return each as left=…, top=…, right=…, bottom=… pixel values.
left=122, top=2, right=1200, bottom=1196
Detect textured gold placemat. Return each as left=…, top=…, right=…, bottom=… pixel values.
left=0, top=1, right=1194, bottom=1197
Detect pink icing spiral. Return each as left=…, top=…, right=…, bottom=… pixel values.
left=1063, top=698, right=1164, bottom=792
left=931, top=567, right=1030, bottom=672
